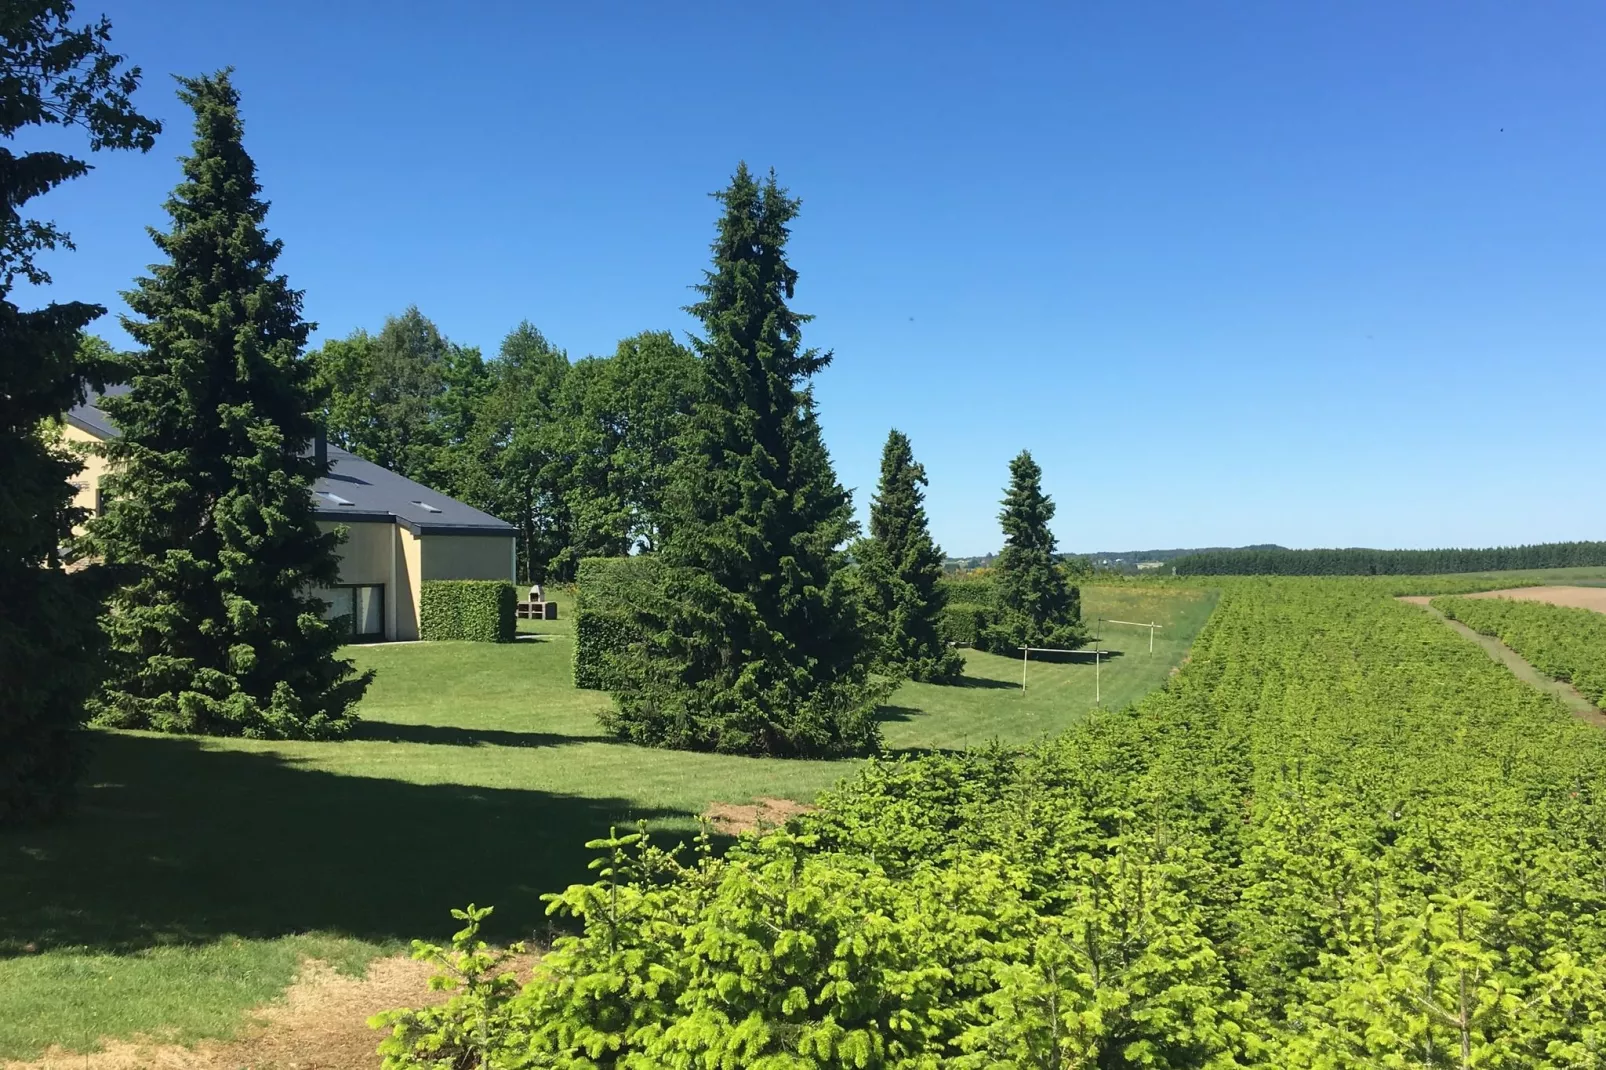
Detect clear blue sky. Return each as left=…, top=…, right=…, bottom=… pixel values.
left=35, top=1, right=1606, bottom=556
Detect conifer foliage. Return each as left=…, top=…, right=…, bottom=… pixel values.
left=603, top=164, right=877, bottom=757
left=855, top=429, right=964, bottom=682
left=85, top=71, right=369, bottom=739
left=0, top=2, right=158, bottom=825
left=979, top=450, right=1085, bottom=653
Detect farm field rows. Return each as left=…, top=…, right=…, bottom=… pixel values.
left=0, top=585, right=1213, bottom=1062
left=389, top=575, right=1606, bottom=1065
left=1434, top=593, right=1606, bottom=708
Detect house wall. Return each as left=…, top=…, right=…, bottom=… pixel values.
left=397, top=526, right=422, bottom=641
left=319, top=519, right=421, bottom=641
left=324, top=520, right=392, bottom=585
left=61, top=423, right=109, bottom=531
left=420, top=533, right=517, bottom=583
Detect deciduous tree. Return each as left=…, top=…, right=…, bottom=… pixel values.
left=549, top=330, right=700, bottom=566
left=0, top=1, right=157, bottom=824
left=85, top=71, right=369, bottom=739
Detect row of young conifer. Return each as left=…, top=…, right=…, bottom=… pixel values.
left=374, top=577, right=1606, bottom=1066
left=1434, top=594, right=1606, bottom=707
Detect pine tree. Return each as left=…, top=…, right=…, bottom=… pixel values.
left=84, top=71, right=369, bottom=739
left=981, top=450, right=1085, bottom=653
left=605, top=164, right=877, bottom=757
left=0, top=3, right=158, bottom=825
left=855, top=429, right=964, bottom=682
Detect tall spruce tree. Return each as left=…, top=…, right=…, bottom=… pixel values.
left=84, top=71, right=369, bottom=739
left=855, top=429, right=964, bottom=682
left=981, top=450, right=1085, bottom=653
left=0, top=3, right=158, bottom=825
left=605, top=164, right=877, bottom=757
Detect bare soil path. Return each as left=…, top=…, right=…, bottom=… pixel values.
left=1399, top=597, right=1606, bottom=727
left=2, top=956, right=434, bottom=1070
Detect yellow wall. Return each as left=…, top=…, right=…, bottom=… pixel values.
left=61, top=423, right=109, bottom=531
left=397, top=526, right=422, bottom=641
left=62, top=422, right=509, bottom=643
left=421, top=534, right=516, bottom=582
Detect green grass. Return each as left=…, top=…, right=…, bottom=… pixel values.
left=881, top=585, right=1220, bottom=752
left=0, top=585, right=1214, bottom=1059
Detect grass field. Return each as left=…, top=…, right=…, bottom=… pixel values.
left=0, top=585, right=1214, bottom=1059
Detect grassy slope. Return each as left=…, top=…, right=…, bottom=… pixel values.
left=0, top=586, right=1211, bottom=1059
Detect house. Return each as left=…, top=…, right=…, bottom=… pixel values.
left=64, top=388, right=516, bottom=641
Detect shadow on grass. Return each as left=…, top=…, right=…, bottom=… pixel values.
left=946, top=675, right=1019, bottom=690
left=875, top=705, right=922, bottom=723
left=350, top=722, right=612, bottom=747
left=0, top=732, right=687, bottom=957
left=1027, top=648, right=1125, bottom=665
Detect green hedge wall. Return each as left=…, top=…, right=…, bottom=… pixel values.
left=939, top=603, right=995, bottom=646
left=419, top=580, right=516, bottom=643
left=937, top=575, right=997, bottom=646
left=573, top=556, right=662, bottom=690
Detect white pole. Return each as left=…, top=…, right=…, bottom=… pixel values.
left=1150, top=622, right=1155, bottom=655
left=1095, top=648, right=1101, bottom=705
left=1021, top=646, right=1028, bottom=692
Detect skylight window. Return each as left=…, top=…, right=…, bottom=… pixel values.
left=411, top=500, right=443, bottom=514
left=319, top=491, right=355, bottom=507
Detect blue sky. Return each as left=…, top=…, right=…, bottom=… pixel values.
left=34, top=1, right=1606, bottom=555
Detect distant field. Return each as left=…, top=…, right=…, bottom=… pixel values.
left=1461, top=586, right=1606, bottom=612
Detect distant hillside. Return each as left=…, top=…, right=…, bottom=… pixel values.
left=1079, top=545, right=1283, bottom=573
left=944, top=544, right=1283, bottom=574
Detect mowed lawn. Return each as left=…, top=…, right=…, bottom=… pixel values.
left=0, top=584, right=1215, bottom=1060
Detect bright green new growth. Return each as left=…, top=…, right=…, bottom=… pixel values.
left=377, top=579, right=1606, bottom=1067
left=602, top=164, right=879, bottom=758
left=855, top=429, right=964, bottom=682
left=979, top=450, right=1086, bottom=653
left=417, top=581, right=516, bottom=643
left=0, top=2, right=158, bottom=825
left=84, top=71, right=370, bottom=740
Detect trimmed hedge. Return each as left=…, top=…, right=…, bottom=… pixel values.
left=573, top=556, right=662, bottom=690
left=939, top=602, right=996, bottom=646
left=419, top=580, right=516, bottom=643
left=937, top=574, right=997, bottom=646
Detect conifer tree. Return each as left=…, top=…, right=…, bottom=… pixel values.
left=605, top=164, right=876, bottom=756
left=85, top=71, right=369, bottom=739
left=0, top=3, right=157, bottom=825
left=855, top=429, right=964, bottom=682
left=981, top=450, right=1085, bottom=653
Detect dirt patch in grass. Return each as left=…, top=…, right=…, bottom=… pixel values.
left=703, top=796, right=814, bottom=836
left=3, top=955, right=437, bottom=1070
left=1460, top=586, right=1606, bottom=613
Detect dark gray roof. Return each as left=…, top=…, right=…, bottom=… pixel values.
left=66, top=392, right=514, bottom=537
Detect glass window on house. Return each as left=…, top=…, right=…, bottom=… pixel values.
left=314, top=584, right=384, bottom=639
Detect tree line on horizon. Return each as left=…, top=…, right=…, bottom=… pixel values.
left=1174, top=540, right=1606, bottom=577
